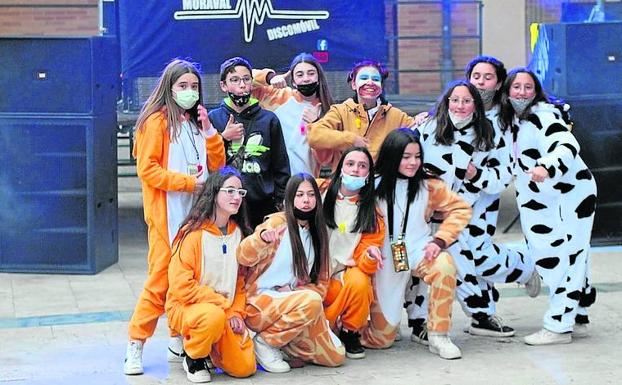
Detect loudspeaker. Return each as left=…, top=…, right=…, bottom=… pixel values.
left=0, top=37, right=118, bottom=114
left=530, top=22, right=622, bottom=97
left=567, top=96, right=622, bottom=245
left=0, top=37, right=118, bottom=274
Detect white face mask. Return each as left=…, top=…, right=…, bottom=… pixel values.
left=173, top=89, right=199, bottom=110
left=509, top=97, right=535, bottom=116
left=448, top=111, right=473, bottom=129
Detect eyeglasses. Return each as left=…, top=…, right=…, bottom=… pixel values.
left=448, top=97, right=474, bottom=106
left=227, top=76, right=252, bottom=85
left=220, top=187, right=247, bottom=197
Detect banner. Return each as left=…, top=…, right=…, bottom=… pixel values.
left=119, top=0, right=387, bottom=80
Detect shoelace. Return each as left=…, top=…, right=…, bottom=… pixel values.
left=489, top=315, right=507, bottom=330
left=128, top=342, right=142, bottom=360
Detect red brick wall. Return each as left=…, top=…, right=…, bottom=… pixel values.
left=0, top=0, right=99, bottom=36
left=394, top=1, right=481, bottom=96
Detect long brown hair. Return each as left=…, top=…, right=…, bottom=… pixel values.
left=289, top=53, right=334, bottom=116
left=432, top=80, right=493, bottom=151
left=134, top=59, right=203, bottom=140
left=283, top=173, right=329, bottom=284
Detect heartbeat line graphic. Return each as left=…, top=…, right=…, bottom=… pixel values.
left=174, top=0, right=330, bottom=43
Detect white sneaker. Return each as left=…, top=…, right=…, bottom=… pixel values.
left=524, top=328, right=572, bottom=346
left=428, top=333, right=462, bottom=359
left=183, top=355, right=211, bottom=383
left=394, top=330, right=403, bottom=342
left=167, top=335, right=185, bottom=363
left=123, top=340, right=144, bottom=375
left=253, top=335, right=291, bottom=373
left=573, top=324, right=588, bottom=338
left=524, top=271, right=542, bottom=298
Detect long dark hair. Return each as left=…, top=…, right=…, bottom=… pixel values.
left=283, top=174, right=329, bottom=284
left=175, top=167, right=251, bottom=242
left=323, top=147, right=377, bottom=233
left=432, top=80, right=493, bottom=151
left=499, top=67, right=549, bottom=132
left=135, top=59, right=203, bottom=140
left=376, top=129, right=426, bottom=210
left=289, top=53, right=334, bottom=116
left=465, top=55, right=507, bottom=106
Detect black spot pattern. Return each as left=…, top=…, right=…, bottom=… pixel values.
left=522, top=148, right=541, bottom=160
left=482, top=264, right=501, bottom=276
left=531, top=224, right=553, bottom=234
left=550, top=238, right=565, bottom=247
left=575, top=194, right=597, bottom=218
left=576, top=169, right=592, bottom=180
left=536, top=257, right=560, bottom=269
left=553, top=182, right=574, bottom=193
left=545, top=123, right=568, bottom=136
left=522, top=199, right=548, bottom=210
left=569, top=249, right=584, bottom=265
left=505, top=268, right=523, bottom=282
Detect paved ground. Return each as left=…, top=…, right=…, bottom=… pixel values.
left=1, top=176, right=621, bottom=385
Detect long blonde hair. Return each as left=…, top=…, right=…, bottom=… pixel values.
left=135, top=59, right=203, bottom=139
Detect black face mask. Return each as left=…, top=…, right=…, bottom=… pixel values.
left=296, top=82, right=319, bottom=97
left=228, top=92, right=250, bottom=107
left=293, top=207, right=316, bottom=221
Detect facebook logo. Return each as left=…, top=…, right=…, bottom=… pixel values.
left=316, top=39, right=328, bottom=51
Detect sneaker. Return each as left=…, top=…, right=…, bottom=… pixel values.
left=253, top=335, right=291, bottom=373
left=524, top=271, right=542, bottom=298
left=339, top=329, right=366, bottom=359
left=428, top=333, right=462, bottom=359
left=524, top=328, right=572, bottom=346
left=123, top=340, right=144, bottom=375
left=394, top=330, right=403, bottom=342
left=167, top=335, right=186, bottom=363
left=183, top=355, right=211, bottom=383
left=409, top=319, right=429, bottom=346
left=468, top=315, right=515, bottom=337
left=573, top=323, right=588, bottom=338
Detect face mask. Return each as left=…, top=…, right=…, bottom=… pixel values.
left=296, top=82, right=319, bottom=97
left=341, top=173, right=368, bottom=191
left=477, top=87, right=496, bottom=107
left=448, top=111, right=473, bottom=129
left=228, top=92, right=250, bottom=107
left=509, top=97, right=534, bottom=116
left=173, top=89, right=199, bottom=110
left=293, top=207, right=316, bottom=221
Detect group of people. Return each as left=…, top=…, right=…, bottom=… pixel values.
left=123, top=52, right=597, bottom=383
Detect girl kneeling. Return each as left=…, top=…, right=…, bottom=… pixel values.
left=362, top=129, right=471, bottom=359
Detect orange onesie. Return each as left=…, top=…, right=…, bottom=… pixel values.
left=166, top=220, right=255, bottom=378
left=128, top=111, right=225, bottom=341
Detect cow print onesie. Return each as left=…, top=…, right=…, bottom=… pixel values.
left=511, top=101, right=596, bottom=333
left=406, top=107, right=536, bottom=322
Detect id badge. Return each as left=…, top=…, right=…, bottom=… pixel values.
left=390, top=239, right=409, bottom=272
left=187, top=163, right=199, bottom=175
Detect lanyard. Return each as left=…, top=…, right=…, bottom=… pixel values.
left=388, top=193, right=410, bottom=242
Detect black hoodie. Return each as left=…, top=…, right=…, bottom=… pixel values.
left=208, top=98, right=290, bottom=203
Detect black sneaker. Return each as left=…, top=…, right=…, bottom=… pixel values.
left=468, top=314, right=515, bottom=337
left=408, top=318, right=429, bottom=346
left=183, top=355, right=211, bottom=383
left=339, top=329, right=366, bottom=359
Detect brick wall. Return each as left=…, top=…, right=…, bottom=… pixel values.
left=393, top=1, right=481, bottom=96
left=0, top=0, right=99, bottom=36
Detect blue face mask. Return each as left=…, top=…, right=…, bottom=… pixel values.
left=341, top=173, right=368, bottom=191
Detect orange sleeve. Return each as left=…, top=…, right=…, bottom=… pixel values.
left=226, top=272, right=247, bottom=319
left=352, top=213, right=386, bottom=275
left=427, top=179, right=472, bottom=246
left=134, top=113, right=196, bottom=193
left=168, top=231, right=227, bottom=307
left=307, top=106, right=358, bottom=150
left=205, top=131, right=225, bottom=172
left=236, top=214, right=285, bottom=267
